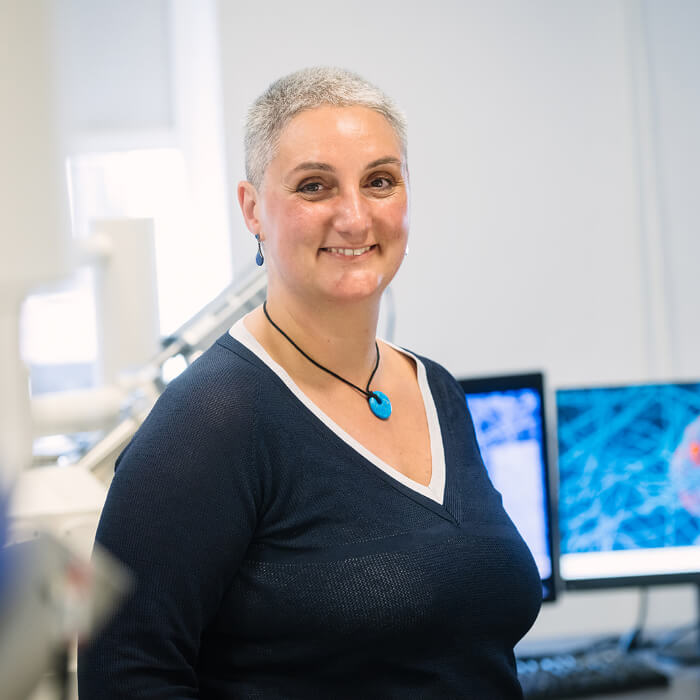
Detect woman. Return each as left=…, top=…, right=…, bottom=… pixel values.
left=79, top=67, right=541, bottom=699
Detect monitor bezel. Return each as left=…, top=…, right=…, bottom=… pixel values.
left=555, top=379, right=700, bottom=591
left=458, top=371, right=559, bottom=602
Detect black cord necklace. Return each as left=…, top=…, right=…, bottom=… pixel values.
left=262, top=301, right=392, bottom=420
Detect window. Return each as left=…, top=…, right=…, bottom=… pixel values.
left=22, top=147, right=232, bottom=396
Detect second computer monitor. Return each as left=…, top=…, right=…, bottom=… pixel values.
left=459, top=371, right=557, bottom=602
left=556, top=380, right=700, bottom=588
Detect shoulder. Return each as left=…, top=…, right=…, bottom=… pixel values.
left=117, top=333, right=273, bottom=472
left=165, top=334, right=262, bottom=413
left=392, top=345, right=465, bottom=404
left=384, top=340, right=472, bottom=422
left=414, top=352, right=460, bottom=386
left=145, top=337, right=261, bottom=434
left=106, top=335, right=273, bottom=529
left=421, top=355, right=470, bottom=412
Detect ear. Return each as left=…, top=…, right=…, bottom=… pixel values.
left=237, top=181, right=262, bottom=236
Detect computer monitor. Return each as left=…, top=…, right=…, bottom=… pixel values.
left=556, top=380, right=700, bottom=589
left=458, top=372, right=557, bottom=602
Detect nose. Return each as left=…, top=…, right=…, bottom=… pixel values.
left=332, top=186, right=371, bottom=240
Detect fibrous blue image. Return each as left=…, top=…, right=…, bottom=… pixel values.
left=557, top=383, right=700, bottom=554
left=466, top=389, right=551, bottom=578
left=671, top=414, right=700, bottom=517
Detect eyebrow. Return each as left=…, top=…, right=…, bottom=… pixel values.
left=366, top=157, right=403, bottom=169
left=289, top=156, right=403, bottom=174
left=290, top=161, right=334, bottom=174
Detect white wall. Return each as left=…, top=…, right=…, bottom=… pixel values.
left=217, top=0, right=699, bottom=643
left=644, top=0, right=700, bottom=380
left=55, top=0, right=173, bottom=134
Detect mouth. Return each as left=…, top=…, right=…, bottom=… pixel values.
left=320, top=244, right=376, bottom=258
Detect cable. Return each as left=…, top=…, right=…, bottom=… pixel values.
left=618, top=586, right=650, bottom=652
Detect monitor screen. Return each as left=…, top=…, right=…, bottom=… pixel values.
left=556, top=381, right=700, bottom=588
left=459, top=372, right=557, bottom=602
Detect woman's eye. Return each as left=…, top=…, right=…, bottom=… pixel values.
left=368, top=176, right=394, bottom=190
left=298, top=181, right=324, bottom=194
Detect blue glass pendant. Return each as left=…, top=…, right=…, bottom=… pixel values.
left=255, top=249, right=264, bottom=266
left=368, top=391, right=392, bottom=420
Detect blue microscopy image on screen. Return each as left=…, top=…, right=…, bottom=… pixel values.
left=466, top=389, right=551, bottom=578
left=671, top=414, right=700, bottom=518
left=557, top=383, right=700, bottom=555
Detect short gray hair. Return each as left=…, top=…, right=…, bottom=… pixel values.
left=244, top=67, right=407, bottom=189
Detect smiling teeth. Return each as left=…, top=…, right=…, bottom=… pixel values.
left=326, top=246, right=372, bottom=256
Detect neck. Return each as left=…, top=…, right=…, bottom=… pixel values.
left=256, top=289, right=382, bottom=389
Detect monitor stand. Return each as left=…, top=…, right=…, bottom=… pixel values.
left=656, top=583, right=700, bottom=666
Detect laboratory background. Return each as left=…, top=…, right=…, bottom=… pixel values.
left=1, top=1, right=699, bottom=698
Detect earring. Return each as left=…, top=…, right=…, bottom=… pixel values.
left=255, top=234, right=264, bottom=266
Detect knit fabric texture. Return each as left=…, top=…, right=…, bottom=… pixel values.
left=78, top=333, right=542, bottom=699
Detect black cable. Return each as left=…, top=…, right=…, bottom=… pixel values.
left=619, top=586, right=649, bottom=652
left=262, top=300, right=381, bottom=401
left=527, top=587, right=652, bottom=660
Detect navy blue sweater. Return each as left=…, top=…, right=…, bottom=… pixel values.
left=78, top=332, right=541, bottom=698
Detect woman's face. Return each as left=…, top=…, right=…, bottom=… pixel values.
left=240, top=105, right=409, bottom=307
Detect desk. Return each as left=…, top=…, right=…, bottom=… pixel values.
left=582, top=665, right=700, bottom=699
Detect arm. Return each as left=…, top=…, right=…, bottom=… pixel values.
left=78, top=362, right=263, bottom=699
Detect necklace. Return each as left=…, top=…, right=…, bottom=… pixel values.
left=262, top=301, right=392, bottom=420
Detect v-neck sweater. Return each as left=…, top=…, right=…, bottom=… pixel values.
left=78, top=332, right=542, bottom=699
left=228, top=318, right=446, bottom=504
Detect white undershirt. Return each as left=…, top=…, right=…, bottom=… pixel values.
left=229, top=318, right=446, bottom=504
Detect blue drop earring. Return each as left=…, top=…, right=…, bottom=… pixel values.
left=255, top=234, right=264, bottom=266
